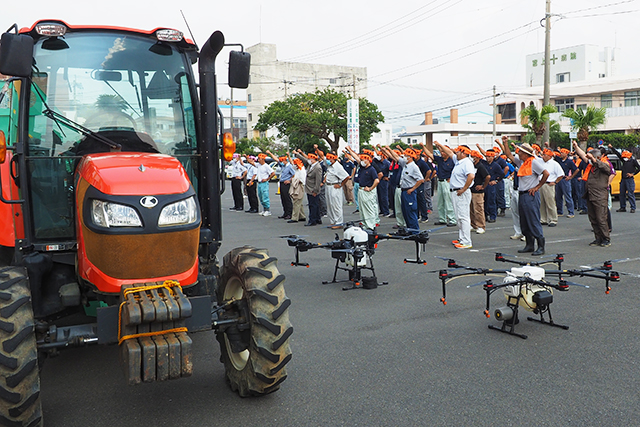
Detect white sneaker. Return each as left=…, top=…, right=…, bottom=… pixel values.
left=510, top=234, right=523, bottom=240
left=262, top=211, right=271, bottom=217
left=476, top=228, right=485, bottom=234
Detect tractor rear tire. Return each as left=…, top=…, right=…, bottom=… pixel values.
left=0, top=266, right=42, bottom=427
left=216, top=246, right=293, bottom=397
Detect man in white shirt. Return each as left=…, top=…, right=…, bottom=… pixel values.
left=229, top=154, right=247, bottom=211
left=540, top=148, right=565, bottom=227
left=256, top=153, right=275, bottom=216
left=324, top=153, right=351, bottom=228
left=435, top=142, right=475, bottom=249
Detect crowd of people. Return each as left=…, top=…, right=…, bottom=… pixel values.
left=227, top=138, right=640, bottom=251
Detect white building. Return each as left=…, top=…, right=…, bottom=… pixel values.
left=246, top=43, right=367, bottom=139
left=525, top=44, right=619, bottom=87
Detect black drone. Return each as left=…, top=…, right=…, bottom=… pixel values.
left=282, top=222, right=432, bottom=290
left=433, top=253, right=621, bottom=339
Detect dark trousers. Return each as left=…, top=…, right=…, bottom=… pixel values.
left=484, top=185, right=497, bottom=220
left=519, top=191, right=544, bottom=240
left=496, top=180, right=506, bottom=210
left=401, top=189, right=420, bottom=232
left=388, top=183, right=397, bottom=214
left=246, top=183, right=258, bottom=211
left=307, top=193, right=320, bottom=224
left=572, top=179, right=587, bottom=211
left=377, top=179, right=390, bottom=215
left=555, top=179, right=574, bottom=215
left=231, top=178, right=244, bottom=209
left=620, top=177, right=636, bottom=210
left=416, top=183, right=429, bottom=221
left=280, top=182, right=293, bottom=216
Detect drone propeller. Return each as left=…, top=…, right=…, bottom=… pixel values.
left=279, top=234, right=308, bottom=239
left=559, top=280, right=589, bottom=289
left=425, top=225, right=446, bottom=233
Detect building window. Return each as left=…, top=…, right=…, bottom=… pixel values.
left=624, top=91, right=640, bottom=107
left=555, top=98, right=575, bottom=113
left=576, top=104, right=587, bottom=112
left=601, top=94, right=612, bottom=108
left=248, top=113, right=253, bottom=122
left=329, top=78, right=337, bottom=84
left=498, top=103, right=516, bottom=120
left=247, top=94, right=252, bottom=102
left=556, top=72, right=570, bottom=83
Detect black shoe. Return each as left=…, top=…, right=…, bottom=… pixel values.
left=304, top=222, right=316, bottom=227
left=278, top=215, right=287, bottom=219
left=316, top=220, right=323, bottom=225
left=446, top=223, right=457, bottom=227
left=435, top=221, right=446, bottom=225
left=616, top=208, right=626, bottom=212
left=352, top=209, right=360, bottom=214
left=579, top=210, right=587, bottom=215
left=631, top=209, right=636, bottom=213
left=388, top=214, right=396, bottom=218
left=589, top=240, right=601, bottom=246
left=283, top=215, right=292, bottom=220
left=518, top=237, right=535, bottom=253
left=600, top=240, right=611, bottom=247
left=548, top=223, right=557, bottom=227
left=497, top=210, right=505, bottom=217
left=246, top=209, right=258, bottom=213
left=287, top=220, right=298, bottom=223
left=532, top=237, right=545, bottom=256
left=487, top=219, right=496, bottom=223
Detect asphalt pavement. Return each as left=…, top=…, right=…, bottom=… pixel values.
left=40, top=183, right=640, bottom=426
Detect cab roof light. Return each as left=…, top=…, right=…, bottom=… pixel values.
left=35, top=23, right=67, bottom=37
left=156, top=29, right=183, bottom=42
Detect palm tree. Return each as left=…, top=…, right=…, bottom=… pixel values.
left=561, top=105, right=607, bottom=151
left=520, top=103, right=558, bottom=145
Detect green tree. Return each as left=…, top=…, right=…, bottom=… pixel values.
left=235, top=136, right=280, bottom=155
left=520, top=103, right=557, bottom=146
left=254, top=88, right=384, bottom=153
left=562, top=105, right=607, bottom=151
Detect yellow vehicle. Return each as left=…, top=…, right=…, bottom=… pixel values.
left=607, top=154, right=640, bottom=197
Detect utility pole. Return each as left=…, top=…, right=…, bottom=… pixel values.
left=543, top=0, right=551, bottom=144
left=230, top=88, right=234, bottom=141
left=492, top=85, right=497, bottom=140
left=353, top=74, right=356, bottom=98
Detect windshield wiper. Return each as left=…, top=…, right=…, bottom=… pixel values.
left=42, top=108, right=122, bottom=150
left=30, top=80, right=121, bottom=151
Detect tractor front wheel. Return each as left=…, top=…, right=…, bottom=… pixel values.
left=0, top=266, right=42, bottom=427
left=216, top=247, right=293, bottom=396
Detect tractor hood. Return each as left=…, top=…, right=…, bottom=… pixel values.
left=76, top=152, right=192, bottom=196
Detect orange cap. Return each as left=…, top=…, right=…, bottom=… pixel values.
left=485, top=149, right=496, bottom=157
left=326, top=153, right=338, bottom=160
left=622, top=150, right=632, bottom=158
left=307, top=153, right=318, bottom=160
left=470, top=150, right=483, bottom=159
left=359, top=153, right=372, bottom=162
left=257, top=153, right=267, bottom=159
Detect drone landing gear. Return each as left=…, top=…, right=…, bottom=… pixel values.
left=488, top=317, right=528, bottom=340
left=321, top=257, right=389, bottom=290
left=527, top=305, right=569, bottom=331
left=403, top=240, right=428, bottom=265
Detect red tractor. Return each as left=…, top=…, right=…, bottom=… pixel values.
left=0, top=21, right=292, bottom=426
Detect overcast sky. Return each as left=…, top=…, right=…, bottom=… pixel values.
left=3, top=0, right=639, bottom=130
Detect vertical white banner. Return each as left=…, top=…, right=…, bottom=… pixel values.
left=347, top=99, right=360, bottom=153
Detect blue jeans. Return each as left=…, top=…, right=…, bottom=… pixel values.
left=620, top=177, right=636, bottom=210
left=555, top=179, right=574, bottom=215
left=572, top=179, right=587, bottom=212
left=258, top=182, right=270, bottom=210
left=401, top=189, right=420, bottom=232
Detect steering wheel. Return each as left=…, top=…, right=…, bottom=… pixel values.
left=84, top=110, right=137, bottom=131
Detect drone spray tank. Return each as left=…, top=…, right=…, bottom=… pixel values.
left=343, top=224, right=369, bottom=267
left=495, top=266, right=553, bottom=321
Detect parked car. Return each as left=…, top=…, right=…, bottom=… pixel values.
left=607, top=154, right=640, bottom=197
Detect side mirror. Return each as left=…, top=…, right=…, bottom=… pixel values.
left=228, top=50, right=250, bottom=89
left=0, top=32, right=34, bottom=77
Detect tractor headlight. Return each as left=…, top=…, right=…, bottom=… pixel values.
left=158, top=196, right=198, bottom=227
left=92, top=200, right=142, bottom=228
